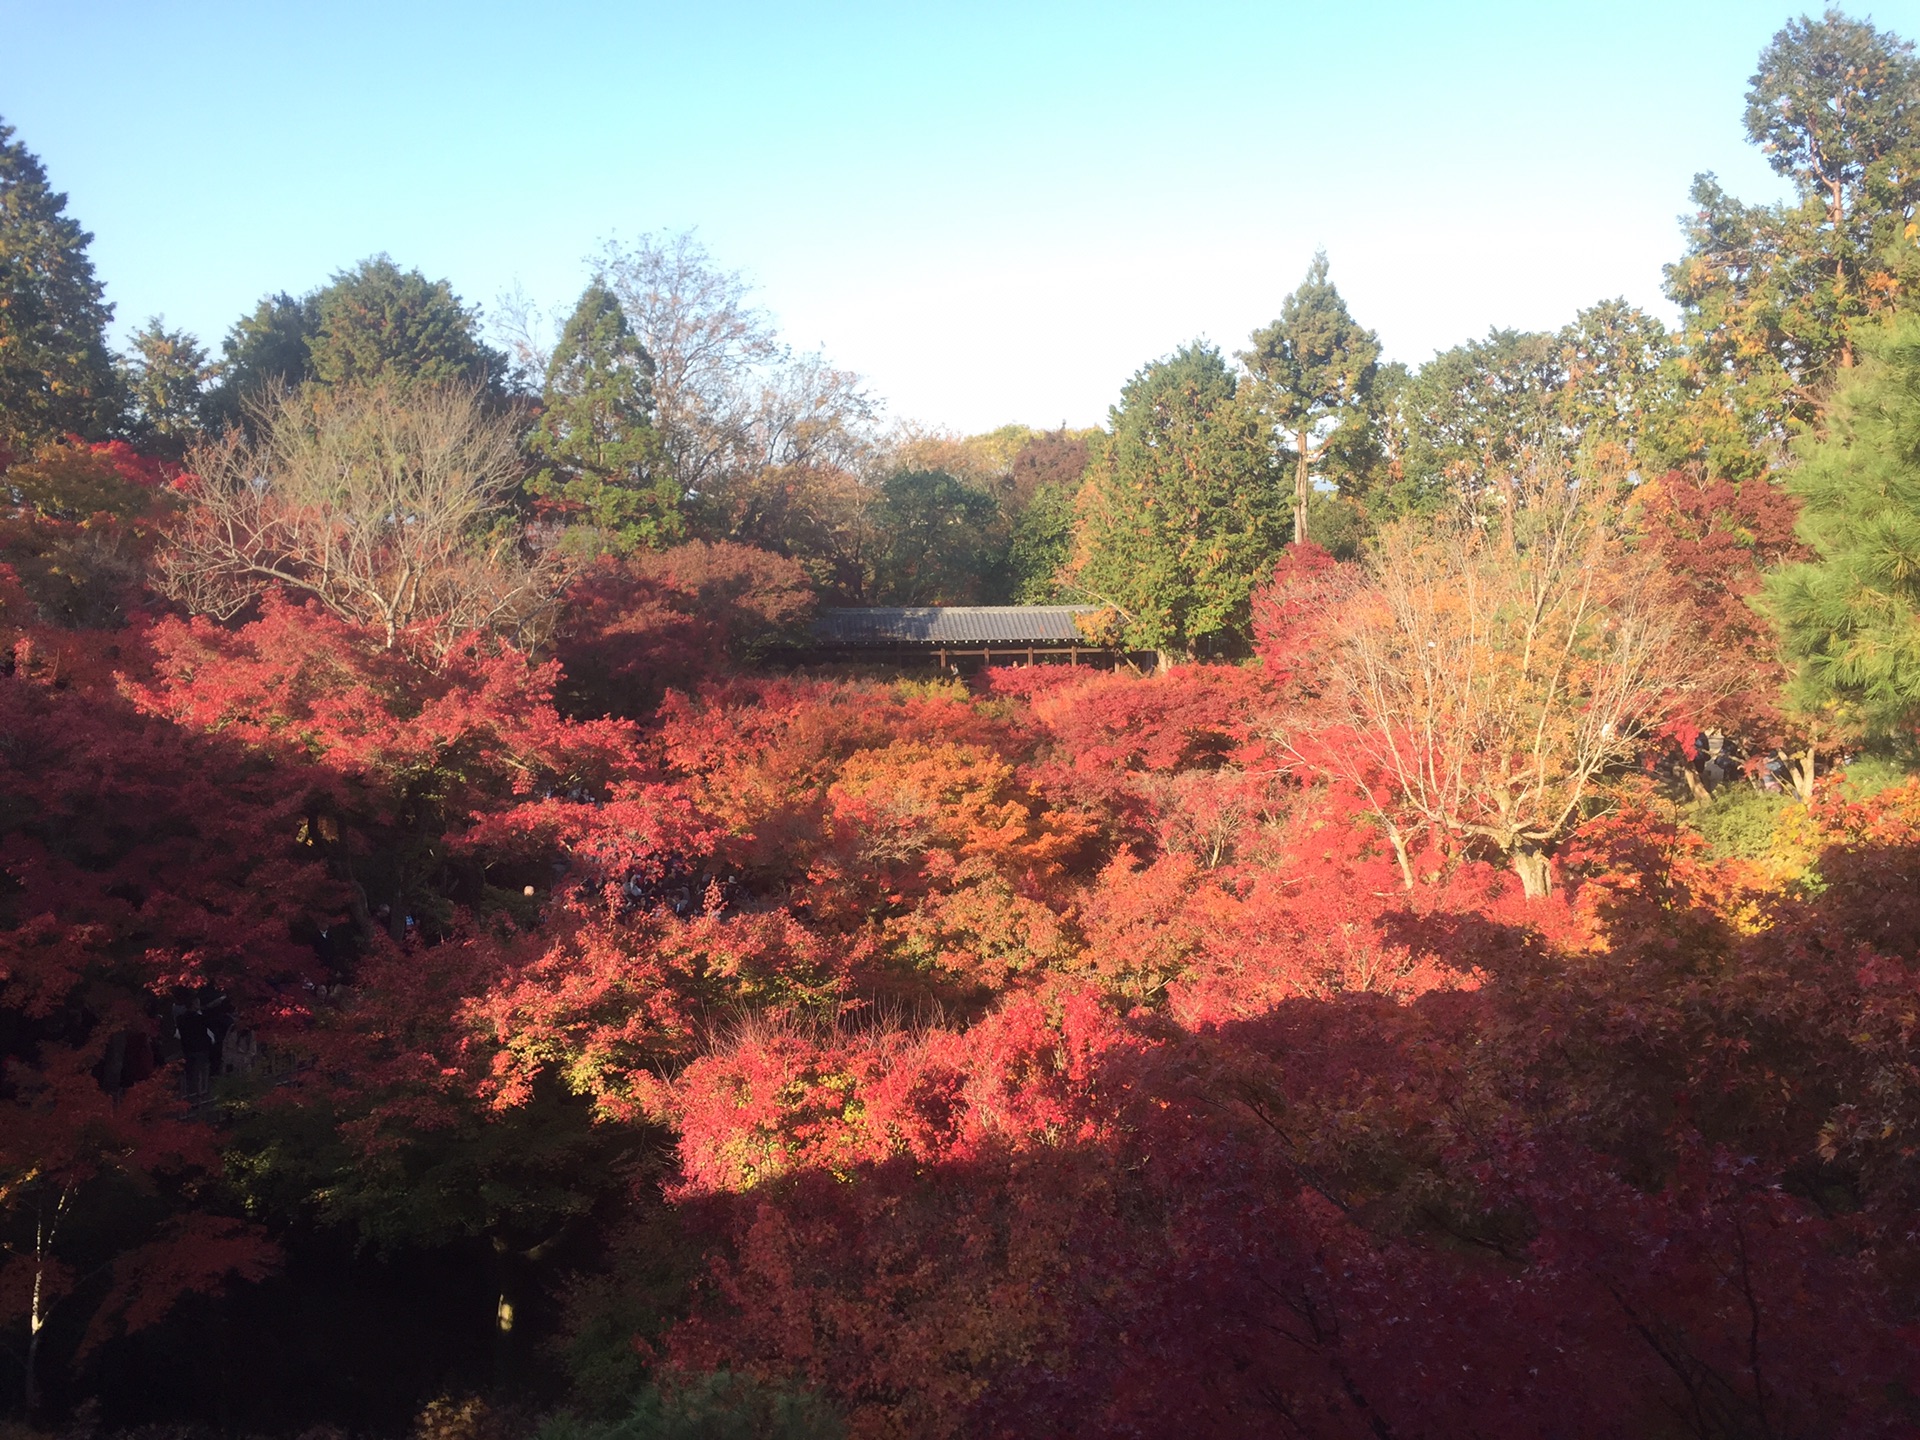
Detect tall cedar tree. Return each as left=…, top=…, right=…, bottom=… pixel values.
left=1007, top=481, right=1076, bottom=602
left=0, top=119, right=119, bottom=460
left=1765, top=312, right=1920, bottom=734
left=1666, top=10, right=1920, bottom=473
left=203, top=292, right=319, bottom=430
left=1381, top=304, right=1673, bottom=516
left=205, top=263, right=504, bottom=430
left=308, top=257, right=506, bottom=393
left=1241, top=252, right=1380, bottom=544
left=869, top=469, right=1005, bottom=604
left=527, top=281, right=678, bottom=552
left=1557, top=298, right=1675, bottom=475
left=1003, top=428, right=1091, bottom=601
left=1747, top=7, right=1920, bottom=370
left=121, top=318, right=212, bottom=460
left=1388, top=329, right=1564, bottom=513
left=1070, top=343, right=1284, bottom=661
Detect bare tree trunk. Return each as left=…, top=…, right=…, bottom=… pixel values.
left=490, top=1226, right=567, bottom=1389
left=1789, top=739, right=1818, bottom=804
left=25, top=1189, right=63, bottom=1417
left=1679, top=764, right=1711, bottom=805
left=1511, top=845, right=1552, bottom=900
left=25, top=1254, right=43, bottom=1415
left=1294, top=435, right=1311, bottom=546
left=1385, top=822, right=1415, bottom=891
left=491, top=1236, right=515, bottom=1388
left=1833, top=189, right=1855, bottom=370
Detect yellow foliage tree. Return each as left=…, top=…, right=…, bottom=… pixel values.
left=1316, top=465, right=1695, bottom=897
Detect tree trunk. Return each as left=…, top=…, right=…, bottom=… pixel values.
left=1385, top=822, right=1415, bottom=891
left=1511, top=845, right=1552, bottom=900
left=1833, top=193, right=1855, bottom=369
left=25, top=1191, right=60, bottom=1417
left=491, top=1236, right=516, bottom=1388
left=1789, top=739, right=1818, bottom=804
left=25, top=1263, right=43, bottom=1415
left=1679, top=764, right=1711, bottom=805
left=1294, top=434, right=1311, bottom=546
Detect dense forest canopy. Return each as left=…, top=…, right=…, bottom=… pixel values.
left=13, top=10, right=1920, bottom=1439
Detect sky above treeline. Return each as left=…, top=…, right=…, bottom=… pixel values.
left=7, top=1, right=1915, bottom=433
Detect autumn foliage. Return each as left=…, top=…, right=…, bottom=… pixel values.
left=28, top=15, right=1920, bottom=1427
left=6, top=495, right=1920, bottom=1438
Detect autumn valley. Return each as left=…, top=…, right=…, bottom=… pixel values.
left=9, top=9, right=1920, bottom=1440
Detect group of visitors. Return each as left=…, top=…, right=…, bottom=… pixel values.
left=172, top=993, right=234, bottom=1101
left=1673, top=730, right=1816, bottom=798
left=96, top=993, right=243, bottom=1104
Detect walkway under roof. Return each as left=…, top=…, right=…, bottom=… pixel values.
left=808, top=606, right=1100, bottom=647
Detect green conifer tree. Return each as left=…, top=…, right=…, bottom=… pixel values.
left=1667, top=10, right=1920, bottom=473
left=1240, top=252, right=1379, bottom=545
left=308, top=256, right=505, bottom=393
left=122, top=317, right=213, bottom=458
left=870, top=469, right=1005, bottom=603
left=1069, top=343, right=1284, bottom=662
left=0, top=117, right=119, bottom=457
left=1764, top=313, right=1920, bottom=733
left=204, top=291, right=319, bottom=431
left=527, top=281, right=678, bottom=551
left=1007, top=480, right=1076, bottom=602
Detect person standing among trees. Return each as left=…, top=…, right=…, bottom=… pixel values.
left=175, top=996, right=214, bottom=1102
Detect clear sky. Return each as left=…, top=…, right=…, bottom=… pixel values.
left=6, top=1, right=1918, bottom=432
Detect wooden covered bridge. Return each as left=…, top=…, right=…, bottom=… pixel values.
left=795, top=605, right=1124, bottom=670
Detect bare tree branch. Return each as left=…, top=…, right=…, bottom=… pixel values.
left=159, top=383, right=567, bottom=652
left=1302, top=459, right=1698, bottom=896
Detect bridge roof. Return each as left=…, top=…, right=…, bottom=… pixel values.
left=809, top=606, right=1099, bottom=646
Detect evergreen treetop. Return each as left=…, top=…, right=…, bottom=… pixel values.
left=528, top=280, right=678, bottom=552
left=1765, top=313, right=1920, bottom=733
left=0, top=117, right=120, bottom=457
left=1069, top=342, right=1284, bottom=660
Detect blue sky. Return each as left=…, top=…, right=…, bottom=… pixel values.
left=6, top=1, right=1915, bottom=431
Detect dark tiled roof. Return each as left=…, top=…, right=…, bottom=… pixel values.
left=809, top=606, right=1100, bottom=646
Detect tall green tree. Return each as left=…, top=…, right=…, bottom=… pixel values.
left=869, top=469, right=1006, bottom=604
left=1764, top=313, right=1920, bottom=734
left=1007, top=480, right=1076, bottom=602
left=203, top=291, right=319, bottom=430
left=1747, top=5, right=1920, bottom=367
left=1069, top=343, right=1284, bottom=662
left=205, top=261, right=507, bottom=431
left=1667, top=10, right=1920, bottom=473
left=1558, top=299, right=1676, bottom=476
left=0, top=118, right=119, bottom=458
left=308, top=256, right=506, bottom=393
left=527, top=281, right=677, bottom=552
left=1001, top=428, right=1091, bottom=601
left=1387, top=328, right=1565, bottom=512
left=1241, top=252, right=1380, bottom=544
left=122, top=317, right=213, bottom=459
left=1378, top=302, right=1673, bottom=517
